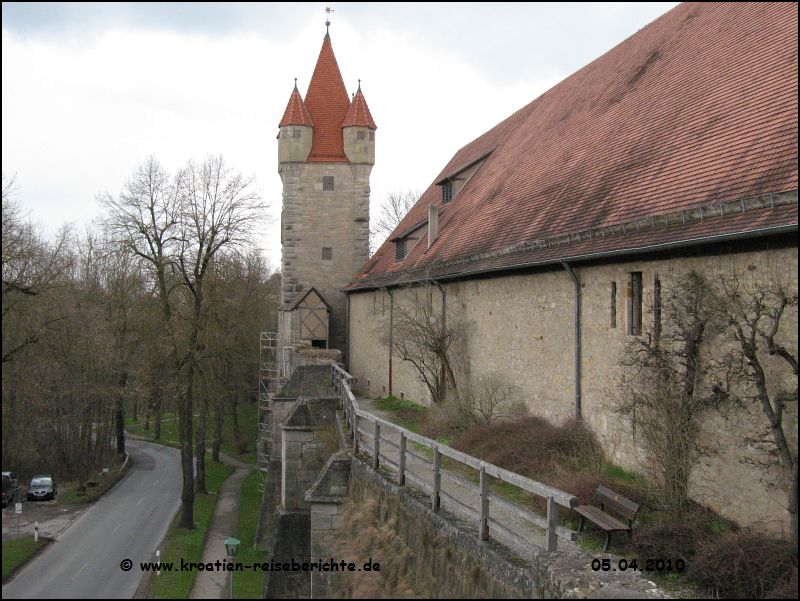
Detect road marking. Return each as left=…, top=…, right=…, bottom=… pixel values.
left=152, top=479, right=159, bottom=487
left=137, top=497, right=144, bottom=506
left=72, top=562, right=88, bottom=580
left=112, top=523, right=121, bottom=535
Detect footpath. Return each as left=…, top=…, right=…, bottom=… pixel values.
left=188, top=454, right=252, bottom=599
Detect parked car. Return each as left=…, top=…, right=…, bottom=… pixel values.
left=2, top=472, right=17, bottom=507
left=27, top=475, right=56, bottom=501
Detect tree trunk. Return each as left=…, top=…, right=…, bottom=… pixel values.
left=231, top=392, right=241, bottom=449
left=195, top=389, right=208, bottom=494
left=116, top=371, right=127, bottom=455
left=212, top=400, right=223, bottom=462
left=179, top=376, right=195, bottom=528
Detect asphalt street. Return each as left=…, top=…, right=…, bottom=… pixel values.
left=2, top=438, right=182, bottom=599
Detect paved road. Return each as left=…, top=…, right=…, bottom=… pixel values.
left=2, top=439, right=182, bottom=599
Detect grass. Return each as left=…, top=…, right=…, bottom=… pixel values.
left=233, top=470, right=263, bottom=599
left=148, top=460, right=235, bottom=599
left=127, top=404, right=257, bottom=463
left=58, top=453, right=129, bottom=505
left=373, top=395, right=429, bottom=434
left=2, top=538, right=47, bottom=581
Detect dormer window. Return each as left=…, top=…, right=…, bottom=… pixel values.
left=442, top=180, right=454, bottom=203
left=395, top=239, right=407, bottom=261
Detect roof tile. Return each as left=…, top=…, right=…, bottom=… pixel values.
left=356, top=2, right=798, bottom=286
left=305, top=33, right=351, bottom=162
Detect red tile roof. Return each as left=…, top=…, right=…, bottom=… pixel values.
left=353, top=2, right=798, bottom=289
left=279, top=85, right=314, bottom=127
left=305, top=33, right=351, bottom=162
left=342, top=86, right=377, bottom=129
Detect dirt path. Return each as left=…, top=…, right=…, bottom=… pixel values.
left=188, top=454, right=253, bottom=599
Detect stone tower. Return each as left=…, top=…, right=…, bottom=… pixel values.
left=278, top=29, right=376, bottom=353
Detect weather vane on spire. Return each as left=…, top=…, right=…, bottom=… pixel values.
left=325, top=5, right=334, bottom=34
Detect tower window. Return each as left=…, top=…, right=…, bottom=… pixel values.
left=442, top=180, right=453, bottom=203
left=357, top=130, right=365, bottom=140
left=369, top=131, right=375, bottom=141
left=322, top=247, right=333, bottom=261
left=323, top=176, right=334, bottom=191
left=292, top=128, right=301, bottom=138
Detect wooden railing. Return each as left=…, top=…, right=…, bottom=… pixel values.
left=331, top=363, right=578, bottom=552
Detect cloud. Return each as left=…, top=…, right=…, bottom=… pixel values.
left=2, top=3, right=677, bottom=267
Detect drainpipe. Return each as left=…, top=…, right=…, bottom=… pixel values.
left=560, top=260, right=582, bottom=422
left=387, top=288, right=394, bottom=396
left=346, top=293, right=351, bottom=371
left=435, top=281, right=447, bottom=392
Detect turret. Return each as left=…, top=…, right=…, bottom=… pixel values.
left=278, top=82, right=314, bottom=165
left=342, top=82, right=377, bottom=165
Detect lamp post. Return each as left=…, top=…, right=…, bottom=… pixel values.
left=224, top=537, right=240, bottom=599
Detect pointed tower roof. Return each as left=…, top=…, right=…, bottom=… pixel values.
left=304, top=33, right=351, bottom=162
left=279, top=81, right=314, bottom=127
left=342, top=83, right=377, bottom=129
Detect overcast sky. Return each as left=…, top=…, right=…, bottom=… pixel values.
left=2, top=2, right=678, bottom=268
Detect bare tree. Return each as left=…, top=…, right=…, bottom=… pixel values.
left=101, top=155, right=263, bottom=527
left=2, top=175, right=72, bottom=364
left=613, top=271, right=724, bottom=512
left=174, top=156, right=264, bottom=503
left=717, top=274, right=798, bottom=544
left=384, top=281, right=463, bottom=404
left=370, top=190, right=419, bottom=255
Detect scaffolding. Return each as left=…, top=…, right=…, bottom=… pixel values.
left=256, top=331, right=294, bottom=492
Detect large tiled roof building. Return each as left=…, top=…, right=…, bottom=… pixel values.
left=345, top=2, right=798, bottom=534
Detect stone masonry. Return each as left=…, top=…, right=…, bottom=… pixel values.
left=348, top=243, right=799, bottom=535
left=279, top=160, right=371, bottom=351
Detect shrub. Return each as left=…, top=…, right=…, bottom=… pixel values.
left=427, top=373, right=528, bottom=436
left=688, top=531, right=797, bottom=598
left=630, top=509, right=720, bottom=562
left=450, top=416, right=603, bottom=480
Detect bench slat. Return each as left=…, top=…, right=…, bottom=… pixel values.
left=596, top=485, right=638, bottom=521
left=575, top=504, right=631, bottom=532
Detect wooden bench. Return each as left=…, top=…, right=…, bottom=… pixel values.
left=574, top=485, right=639, bottom=551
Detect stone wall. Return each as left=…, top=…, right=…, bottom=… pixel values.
left=281, top=398, right=338, bottom=511
left=348, top=242, right=799, bottom=535
left=333, top=456, right=666, bottom=598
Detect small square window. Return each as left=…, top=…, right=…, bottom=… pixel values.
left=292, top=128, right=301, bottom=138
left=323, top=176, right=334, bottom=191
left=357, top=130, right=365, bottom=140
left=322, top=247, right=333, bottom=261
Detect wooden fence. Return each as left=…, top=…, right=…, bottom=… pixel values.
left=331, top=363, right=579, bottom=552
